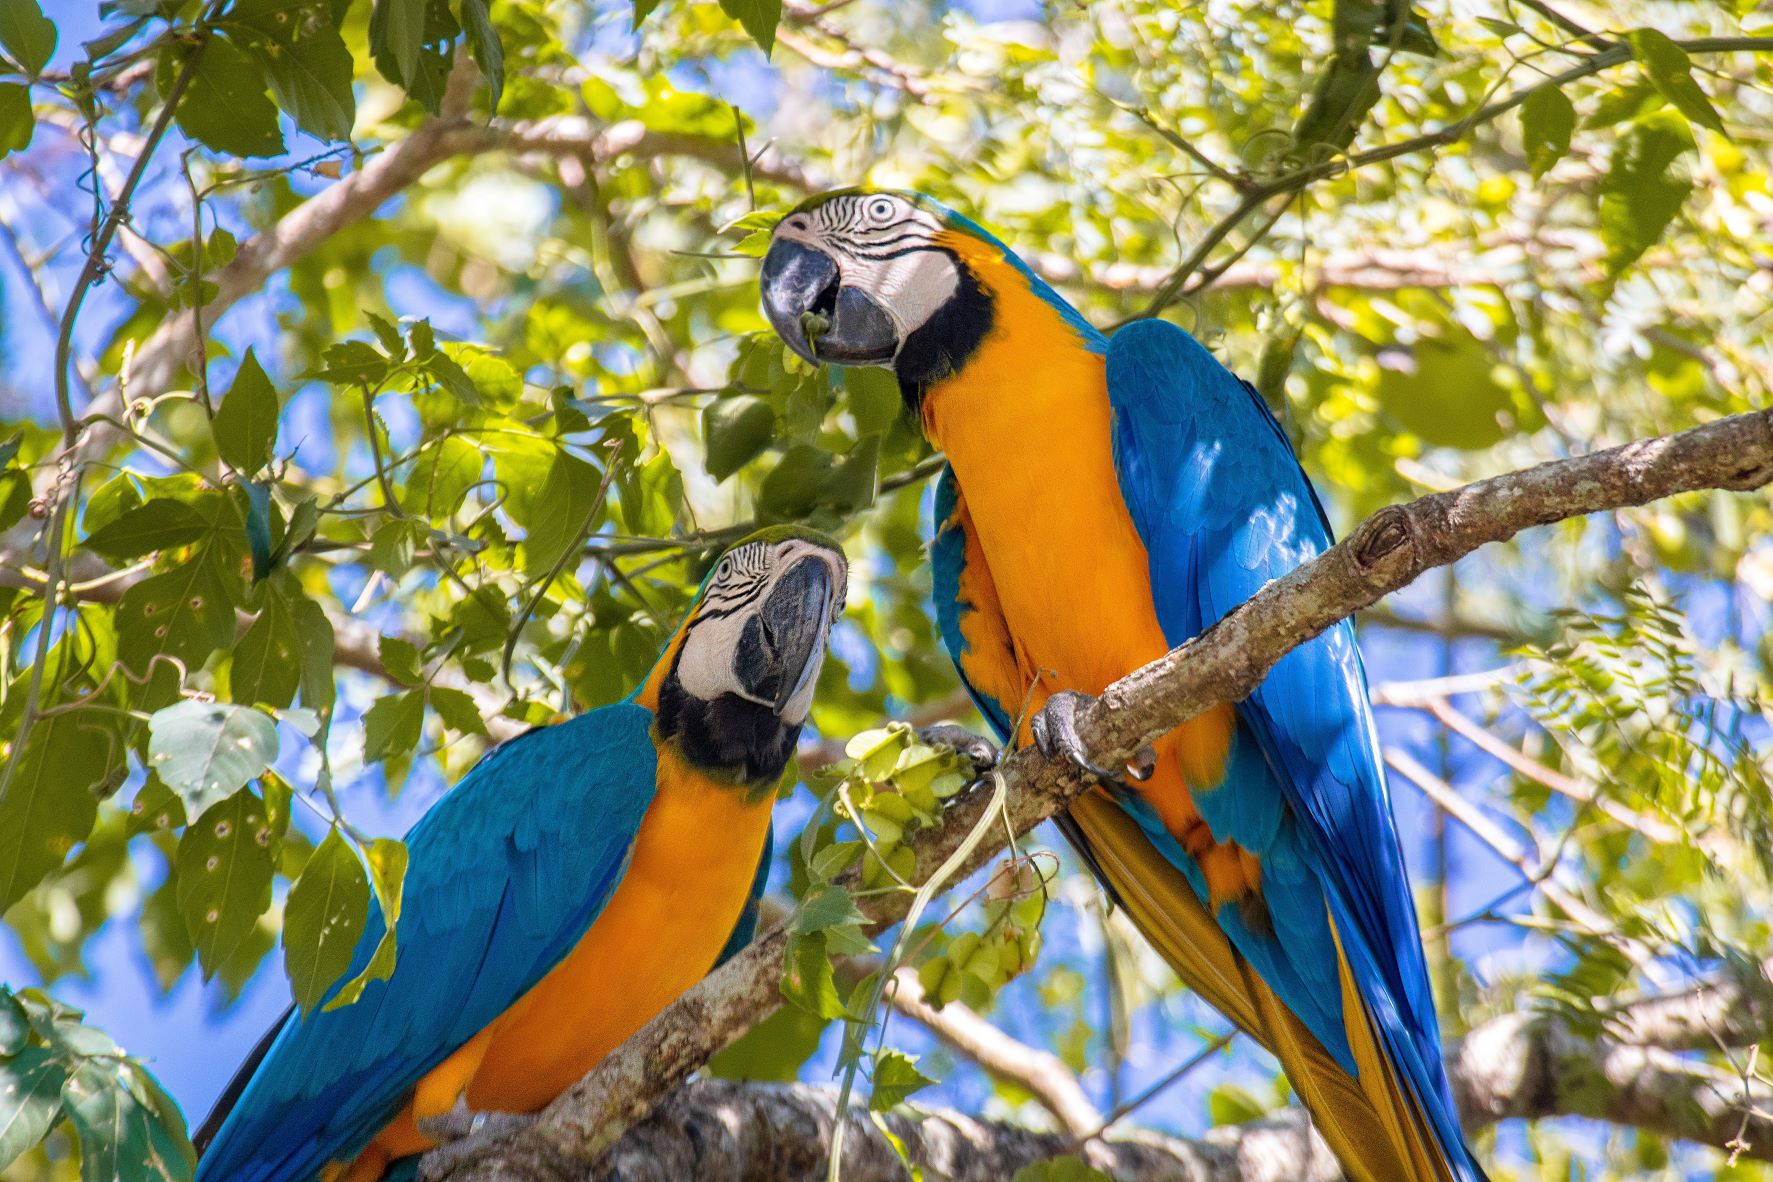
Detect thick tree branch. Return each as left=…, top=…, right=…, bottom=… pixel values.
left=432, top=406, right=1773, bottom=1180
left=450, top=991, right=1773, bottom=1182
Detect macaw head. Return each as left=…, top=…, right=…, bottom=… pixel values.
left=759, top=190, right=1011, bottom=398
left=649, top=527, right=848, bottom=784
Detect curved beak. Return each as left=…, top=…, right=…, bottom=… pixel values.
left=761, top=239, right=899, bottom=366
left=735, top=556, right=837, bottom=716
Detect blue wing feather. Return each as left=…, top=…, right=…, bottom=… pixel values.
left=196, top=704, right=658, bottom=1182
left=1104, top=318, right=1474, bottom=1176
left=931, top=464, right=1015, bottom=740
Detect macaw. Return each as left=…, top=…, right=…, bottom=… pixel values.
left=193, top=528, right=848, bottom=1182
left=759, top=191, right=1486, bottom=1182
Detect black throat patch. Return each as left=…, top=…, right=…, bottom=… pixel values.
left=653, top=649, right=799, bottom=789
left=893, top=253, right=994, bottom=414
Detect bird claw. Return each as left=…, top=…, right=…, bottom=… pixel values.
left=1031, top=690, right=1156, bottom=785
left=916, top=723, right=1000, bottom=775
left=415, top=1097, right=536, bottom=1182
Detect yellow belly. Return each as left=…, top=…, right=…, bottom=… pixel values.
left=335, top=747, right=772, bottom=1180
left=926, top=232, right=1257, bottom=903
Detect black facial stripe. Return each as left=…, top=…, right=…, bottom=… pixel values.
left=848, top=243, right=942, bottom=263
left=893, top=251, right=993, bottom=414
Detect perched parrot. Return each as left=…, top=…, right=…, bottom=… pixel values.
left=194, top=528, right=848, bottom=1182
left=760, top=191, right=1486, bottom=1182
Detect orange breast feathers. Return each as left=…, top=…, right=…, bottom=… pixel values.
left=331, top=730, right=773, bottom=1182
left=923, top=231, right=1259, bottom=906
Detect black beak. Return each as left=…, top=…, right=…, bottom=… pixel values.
left=735, top=556, right=836, bottom=714
left=761, top=239, right=899, bottom=366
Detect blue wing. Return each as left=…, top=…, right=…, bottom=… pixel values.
left=930, top=464, right=1017, bottom=740
left=1104, top=318, right=1479, bottom=1179
left=196, top=704, right=658, bottom=1182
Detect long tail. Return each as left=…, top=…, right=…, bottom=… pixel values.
left=1066, top=792, right=1479, bottom=1182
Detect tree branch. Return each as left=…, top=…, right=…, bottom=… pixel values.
left=885, top=966, right=1102, bottom=1137
left=430, top=406, right=1773, bottom=1180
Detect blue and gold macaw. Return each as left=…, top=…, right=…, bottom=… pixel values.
left=760, top=192, right=1485, bottom=1182
left=194, top=529, right=848, bottom=1182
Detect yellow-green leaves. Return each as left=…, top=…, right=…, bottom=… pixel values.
left=0, top=989, right=195, bottom=1181
left=1375, top=325, right=1512, bottom=451
left=213, top=350, right=281, bottom=476
left=1629, top=29, right=1726, bottom=137
left=703, top=395, right=777, bottom=482
left=174, top=36, right=284, bottom=158
left=325, top=837, right=408, bottom=1012
left=718, top=0, right=781, bottom=57
left=176, top=788, right=277, bottom=978
left=1520, top=85, right=1574, bottom=179
left=0, top=0, right=55, bottom=78
left=1600, top=110, right=1695, bottom=279
left=868, top=1049, right=936, bottom=1112
left=283, top=827, right=370, bottom=1015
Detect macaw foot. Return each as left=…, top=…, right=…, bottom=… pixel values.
left=916, top=723, right=1000, bottom=776
left=1030, top=690, right=1156, bottom=785
left=415, top=1097, right=536, bottom=1182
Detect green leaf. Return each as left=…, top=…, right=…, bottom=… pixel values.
left=1010, top=1158, right=1114, bottom=1182
left=402, top=434, right=483, bottom=516
left=223, top=0, right=356, bottom=142
left=310, top=340, right=390, bottom=386
left=0, top=711, right=116, bottom=912
left=1599, top=111, right=1694, bottom=277
left=822, top=436, right=880, bottom=513
left=844, top=367, right=902, bottom=436
left=325, top=837, right=406, bottom=1011
left=780, top=929, right=847, bottom=1018
left=377, top=635, right=424, bottom=686
left=363, top=690, right=425, bottom=763
left=148, top=700, right=279, bottom=818
left=705, top=1004, right=828, bottom=1082
left=283, top=827, right=370, bottom=1014
left=213, top=349, right=281, bottom=474
left=1520, top=85, right=1574, bottom=179
left=1207, top=1081, right=1269, bottom=1126
left=631, top=0, right=662, bottom=29
left=524, top=450, right=604, bottom=577
left=429, top=686, right=489, bottom=738
left=81, top=499, right=208, bottom=561
left=125, top=777, right=186, bottom=839
left=292, top=593, right=336, bottom=711
left=759, top=444, right=834, bottom=520
left=176, top=788, right=276, bottom=977
left=0, top=0, right=56, bottom=76
left=232, top=583, right=303, bottom=709
left=374, top=0, right=427, bottom=91
left=702, top=395, right=776, bottom=482
left=869, top=1049, right=935, bottom=1112
left=1629, top=28, right=1726, bottom=136
left=0, top=991, right=26, bottom=1055
left=454, top=0, right=502, bottom=110
left=718, top=0, right=781, bottom=56
left=116, top=542, right=240, bottom=678
left=174, top=35, right=285, bottom=158
left=0, top=1047, right=65, bottom=1171
left=0, top=82, right=30, bottom=158
left=1375, top=327, right=1512, bottom=450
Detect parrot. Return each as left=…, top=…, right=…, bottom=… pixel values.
left=759, top=190, right=1486, bottom=1182
left=193, top=527, right=848, bottom=1182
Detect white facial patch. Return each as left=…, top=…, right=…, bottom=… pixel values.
left=673, top=538, right=847, bottom=718
left=773, top=193, right=962, bottom=348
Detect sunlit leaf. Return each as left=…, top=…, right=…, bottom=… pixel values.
left=283, top=827, right=370, bottom=1014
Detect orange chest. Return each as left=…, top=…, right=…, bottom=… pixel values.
left=924, top=318, right=1170, bottom=697
left=463, top=749, right=774, bottom=1109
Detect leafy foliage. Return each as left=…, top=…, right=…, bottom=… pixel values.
left=0, top=0, right=1769, bottom=1178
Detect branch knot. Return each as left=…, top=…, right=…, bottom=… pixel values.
left=1349, top=504, right=1414, bottom=572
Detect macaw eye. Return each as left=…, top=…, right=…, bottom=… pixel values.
left=716, top=557, right=732, bottom=579
left=867, top=197, right=896, bottom=223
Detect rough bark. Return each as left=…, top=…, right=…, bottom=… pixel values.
left=448, top=985, right=1773, bottom=1182
left=428, top=407, right=1773, bottom=1181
